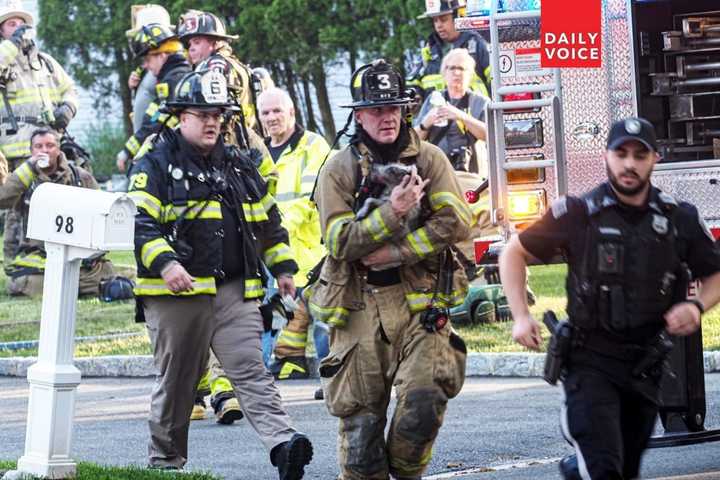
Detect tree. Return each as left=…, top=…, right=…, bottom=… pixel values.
left=39, top=0, right=139, bottom=136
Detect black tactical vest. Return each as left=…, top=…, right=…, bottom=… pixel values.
left=567, top=185, right=684, bottom=334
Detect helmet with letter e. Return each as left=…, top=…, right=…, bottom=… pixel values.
left=165, top=69, right=238, bottom=113
left=342, top=59, right=414, bottom=110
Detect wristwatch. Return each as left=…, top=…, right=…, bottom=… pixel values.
left=686, top=298, right=705, bottom=315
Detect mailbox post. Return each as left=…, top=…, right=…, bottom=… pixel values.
left=9, top=183, right=135, bottom=479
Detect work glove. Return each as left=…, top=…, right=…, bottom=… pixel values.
left=116, top=149, right=129, bottom=172
left=10, top=25, right=35, bottom=54
left=51, top=103, right=75, bottom=131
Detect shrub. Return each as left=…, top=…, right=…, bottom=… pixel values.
left=82, top=122, right=126, bottom=182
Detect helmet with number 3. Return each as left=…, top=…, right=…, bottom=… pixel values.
left=342, top=59, right=414, bottom=109
left=165, top=69, right=238, bottom=112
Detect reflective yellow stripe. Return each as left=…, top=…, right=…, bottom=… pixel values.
left=134, top=276, right=217, bottom=296
left=14, top=162, right=35, bottom=188
left=276, top=330, right=308, bottom=348
left=326, top=212, right=354, bottom=258
left=362, top=207, right=391, bottom=242
left=156, top=83, right=169, bottom=99
left=390, top=448, right=433, bottom=476
left=163, top=201, right=222, bottom=222
left=308, top=302, right=349, bottom=328
left=263, top=242, right=292, bottom=267
left=421, top=46, right=432, bottom=63
left=430, top=192, right=472, bottom=226
left=469, top=74, right=489, bottom=97
left=242, top=201, right=269, bottom=222
left=420, top=73, right=445, bottom=92
left=146, top=102, right=160, bottom=117
left=1, top=140, right=30, bottom=158
left=258, top=155, right=274, bottom=179
left=260, top=193, right=275, bottom=212
left=407, top=228, right=434, bottom=257
left=406, top=289, right=466, bottom=313
left=125, top=136, right=141, bottom=156
left=197, top=370, right=211, bottom=392
left=140, top=238, right=175, bottom=269
left=128, top=191, right=162, bottom=220
left=11, top=253, right=45, bottom=269
left=244, top=278, right=264, bottom=299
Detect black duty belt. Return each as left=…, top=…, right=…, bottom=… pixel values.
left=574, top=330, right=646, bottom=362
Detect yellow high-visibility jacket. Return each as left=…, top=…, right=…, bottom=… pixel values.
left=268, top=125, right=330, bottom=285
left=0, top=41, right=77, bottom=161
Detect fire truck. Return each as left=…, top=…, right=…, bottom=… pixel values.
left=458, top=0, right=720, bottom=447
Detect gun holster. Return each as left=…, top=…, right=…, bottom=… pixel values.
left=543, top=311, right=573, bottom=385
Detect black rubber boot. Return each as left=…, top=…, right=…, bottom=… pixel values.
left=271, top=433, right=313, bottom=480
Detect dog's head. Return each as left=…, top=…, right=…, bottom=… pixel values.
left=370, top=162, right=414, bottom=186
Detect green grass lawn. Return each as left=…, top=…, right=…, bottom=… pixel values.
left=0, top=460, right=220, bottom=479
left=1, top=253, right=719, bottom=356
left=0, top=248, right=148, bottom=357
left=459, top=264, right=720, bottom=352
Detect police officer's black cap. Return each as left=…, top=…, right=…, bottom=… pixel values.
left=607, top=117, right=658, bottom=153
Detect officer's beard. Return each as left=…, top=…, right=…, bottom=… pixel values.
left=606, top=164, right=651, bottom=197
left=356, top=122, right=411, bottom=165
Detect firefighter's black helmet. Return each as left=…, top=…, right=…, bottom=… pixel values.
left=342, top=59, right=413, bottom=109
left=177, top=10, right=238, bottom=43
left=165, top=70, right=238, bottom=112
left=129, top=23, right=177, bottom=58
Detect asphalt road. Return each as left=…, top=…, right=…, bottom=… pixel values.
left=1, top=375, right=720, bottom=479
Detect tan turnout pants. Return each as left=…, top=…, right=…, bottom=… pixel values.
left=320, top=283, right=467, bottom=480
left=143, top=278, right=297, bottom=468
left=6, top=258, right=116, bottom=297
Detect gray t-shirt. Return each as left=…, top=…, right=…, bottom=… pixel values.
left=132, top=71, right=158, bottom=132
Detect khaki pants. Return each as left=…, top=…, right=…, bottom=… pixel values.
left=274, top=300, right=311, bottom=359
left=143, top=278, right=297, bottom=468
left=6, top=258, right=115, bottom=297
left=320, top=283, right=467, bottom=480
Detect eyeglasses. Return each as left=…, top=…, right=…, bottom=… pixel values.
left=184, top=110, right=224, bottom=123
left=445, top=65, right=467, bottom=72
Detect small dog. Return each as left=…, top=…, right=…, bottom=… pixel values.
left=355, top=162, right=424, bottom=239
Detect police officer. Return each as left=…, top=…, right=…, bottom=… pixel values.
left=309, top=59, right=471, bottom=480
left=409, top=0, right=490, bottom=101
left=117, top=23, right=191, bottom=172
left=0, top=0, right=78, bottom=267
left=499, top=117, right=720, bottom=479
left=128, top=70, right=313, bottom=478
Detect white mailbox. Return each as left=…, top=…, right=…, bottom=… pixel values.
left=26, top=183, right=135, bottom=251
left=10, top=183, right=136, bottom=480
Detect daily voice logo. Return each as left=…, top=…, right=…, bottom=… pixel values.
left=541, top=0, right=602, bottom=68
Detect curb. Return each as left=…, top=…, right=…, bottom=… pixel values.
left=2, top=351, right=720, bottom=378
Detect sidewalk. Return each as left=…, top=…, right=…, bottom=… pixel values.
left=2, top=351, right=720, bottom=378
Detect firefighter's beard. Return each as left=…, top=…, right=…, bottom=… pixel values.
left=606, top=164, right=650, bottom=197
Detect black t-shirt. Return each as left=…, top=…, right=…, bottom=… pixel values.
left=267, top=138, right=292, bottom=163
left=519, top=183, right=720, bottom=281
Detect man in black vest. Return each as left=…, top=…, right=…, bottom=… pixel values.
left=499, top=117, right=720, bottom=479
